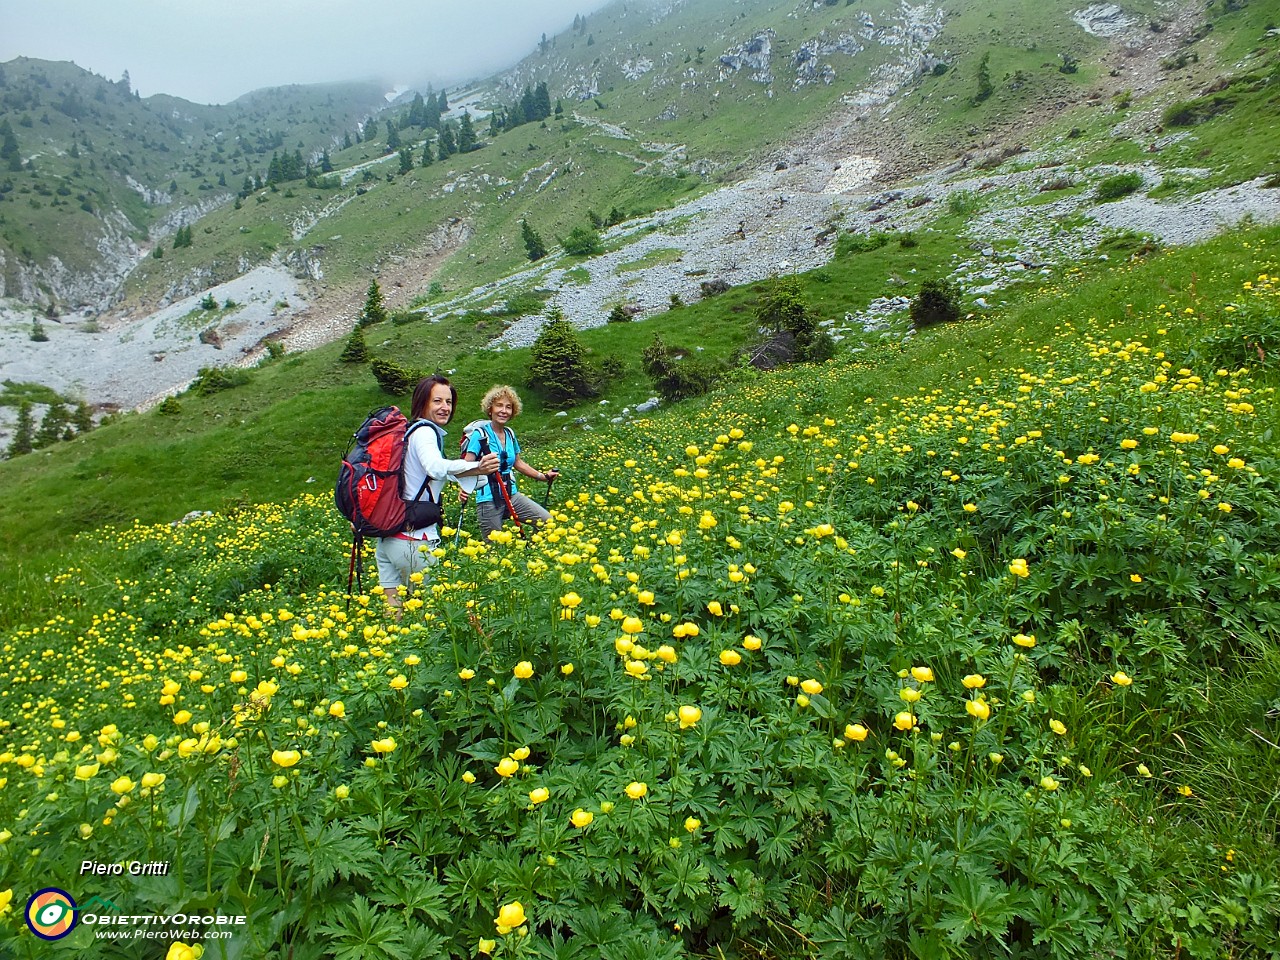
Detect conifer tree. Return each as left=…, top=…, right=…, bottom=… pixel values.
left=528, top=309, right=594, bottom=405
left=398, top=147, right=414, bottom=174
left=437, top=122, right=457, bottom=158
left=385, top=121, right=402, bottom=153
left=521, top=220, right=547, bottom=262
left=534, top=82, right=552, bottom=120
left=458, top=111, right=477, bottom=152
left=359, top=279, right=388, bottom=327
left=72, top=400, right=93, bottom=433
left=34, top=402, right=68, bottom=449
left=421, top=139, right=434, bottom=166
left=339, top=327, right=370, bottom=363
left=7, top=401, right=34, bottom=457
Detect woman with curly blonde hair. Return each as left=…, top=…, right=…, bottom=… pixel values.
left=460, top=385, right=558, bottom=540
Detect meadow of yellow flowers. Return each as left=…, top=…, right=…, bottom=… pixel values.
left=1, top=266, right=1278, bottom=957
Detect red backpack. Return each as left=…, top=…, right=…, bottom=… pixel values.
left=335, top=406, right=442, bottom=538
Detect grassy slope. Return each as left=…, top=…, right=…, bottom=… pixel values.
left=0, top=59, right=387, bottom=283
left=2, top=0, right=1276, bottom=559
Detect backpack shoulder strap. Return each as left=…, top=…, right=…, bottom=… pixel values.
left=404, top=419, right=444, bottom=503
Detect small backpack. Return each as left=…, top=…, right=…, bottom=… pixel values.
left=335, top=406, right=443, bottom=538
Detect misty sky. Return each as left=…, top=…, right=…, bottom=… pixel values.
left=0, top=0, right=614, bottom=104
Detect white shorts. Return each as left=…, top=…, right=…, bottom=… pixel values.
left=374, top=536, right=439, bottom=594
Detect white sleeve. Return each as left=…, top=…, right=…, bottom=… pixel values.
left=414, top=429, right=474, bottom=481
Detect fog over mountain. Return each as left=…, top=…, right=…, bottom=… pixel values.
left=0, top=0, right=613, bottom=103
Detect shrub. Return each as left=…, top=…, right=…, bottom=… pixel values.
left=1096, top=230, right=1161, bottom=259
left=1095, top=172, right=1144, bottom=202
left=754, top=276, right=836, bottom=364
left=607, top=304, right=632, bottom=324
left=200, top=294, right=218, bottom=310
left=836, top=231, right=891, bottom=256
left=700, top=278, right=731, bottom=298
left=559, top=226, right=603, bottom=257
left=642, top=335, right=721, bottom=401
left=947, top=190, right=982, bottom=217
left=190, top=366, right=251, bottom=396
left=1198, top=302, right=1280, bottom=370
left=157, top=396, right=182, bottom=416
left=370, top=357, right=419, bottom=395
left=29, top=318, right=48, bottom=342
left=910, top=278, right=963, bottom=330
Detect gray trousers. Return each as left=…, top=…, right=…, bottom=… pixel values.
left=477, top=492, right=550, bottom=540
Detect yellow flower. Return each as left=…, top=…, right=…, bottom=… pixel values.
left=1012, top=633, right=1037, bottom=648
left=1049, top=719, right=1067, bottom=736
left=638, top=590, right=656, bottom=605
left=560, top=663, right=575, bottom=675
left=963, top=503, right=977, bottom=513
left=656, top=645, right=677, bottom=664
left=165, top=943, right=204, bottom=960
left=742, top=635, right=762, bottom=651
left=989, top=752, right=1004, bottom=764
left=678, top=705, right=702, bottom=729
left=962, top=674, right=986, bottom=689
left=719, top=649, right=742, bottom=666
left=684, top=816, right=702, bottom=832
left=1130, top=574, right=1143, bottom=583
left=529, top=787, right=550, bottom=805
left=707, top=601, right=724, bottom=617
left=560, top=592, right=582, bottom=609
left=230, top=669, right=248, bottom=684
left=621, top=616, right=644, bottom=635
left=570, top=808, right=594, bottom=828
left=899, top=687, right=921, bottom=704
left=1111, top=670, right=1133, bottom=686
left=141, top=772, right=166, bottom=789
left=624, top=659, right=649, bottom=678
left=1137, top=763, right=1153, bottom=778
left=271, top=749, right=301, bottom=768
left=600, top=800, right=615, bottom=813
left=110, top=776, right=136, bottom=795
left=494, top=901, right=527, bottom=934
left=1178, top=784, right=1194, bottom=798
left=800, top=679, right=823, bottom=695
left=513, top=746, right=530, bottom=760
left=74, top=762, right=100, bottom=781
left=951, top=547, right=967, bottom=560
left=844, top=723, right=868, bottom=742
left=478, top=939, right=496, bottom=955
left=371, top=737, right=397, bottom=754
left=389, top=674, right=409, bottom=690
left=1040, top=776, right=1059, bottom=791
left=965, top=698, right=991, bottom=721
left=1120, top=438, right=1138, bottom=449
left=625, top=781, right=648, bottom=799
left=329, top=701, right=346, bottom=718
left=893, top=712, right=916, bottom=731
left=796, top=694, right=810, bottom=708
left=172, top=710, right=192, bottom=725
left=1170, top=431, right=1199, bottom=444
left=462, top=771, right=476, bottom=784
left=513, top=661, right=534, bottom=679
left=458, top=668, right=476, bottom=680
left=496, top=757, right=519, bottom=778
left=1009, top=558, right=1030, bottom=578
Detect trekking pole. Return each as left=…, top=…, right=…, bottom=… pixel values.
left=345, top=530, right=363, bottom=613
left=492, top=468, right=525, bottom=538
left=540, top=469, right=558, bottom=509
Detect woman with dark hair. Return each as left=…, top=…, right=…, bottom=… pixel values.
left=375, top=375, right=498, bottom=613
left=461, top=384, right=558, bottom=541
